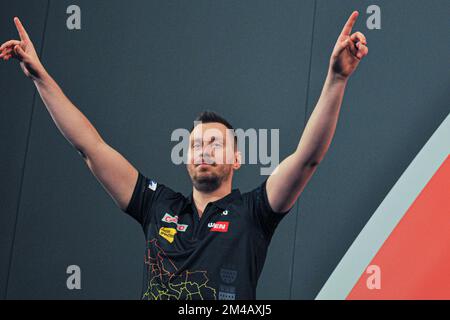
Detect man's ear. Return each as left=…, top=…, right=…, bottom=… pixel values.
left=233, top=151, right=242, bottom=170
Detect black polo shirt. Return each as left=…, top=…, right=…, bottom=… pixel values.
left=124, top=171, right=291, bottom=300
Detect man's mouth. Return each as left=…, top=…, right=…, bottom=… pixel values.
left=196, top=161, right=214, bottom=167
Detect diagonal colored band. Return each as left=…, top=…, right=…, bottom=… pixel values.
left=316, top=113, right=450, bottom=300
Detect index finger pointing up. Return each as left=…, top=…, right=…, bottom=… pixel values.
left=14, top=17, right=30, bottom=41
left=340, top=11, right=359, bottom=37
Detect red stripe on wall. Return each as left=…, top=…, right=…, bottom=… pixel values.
left=347, top=155, right=450, bottom=299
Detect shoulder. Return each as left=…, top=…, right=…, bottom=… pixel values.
left=240, top=178, right=269, bottom=203
left=133, top=171, right=187, bottom=205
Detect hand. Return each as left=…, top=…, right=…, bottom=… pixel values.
left=329, top=11, right=369, bottom=80
left=0, top=17, right=46, bottom=80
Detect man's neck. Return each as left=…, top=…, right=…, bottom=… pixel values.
left=192, top=182, right=232, bottom=218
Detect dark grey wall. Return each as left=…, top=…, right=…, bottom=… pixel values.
left=0, top=1, right=49, bottom=299
left=1, top=0, right=448, bottom=299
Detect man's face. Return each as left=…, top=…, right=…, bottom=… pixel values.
left=186, top=122, right=240, bottom=193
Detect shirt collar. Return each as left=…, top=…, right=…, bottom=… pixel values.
left=184, top=188, right=241, bottom=211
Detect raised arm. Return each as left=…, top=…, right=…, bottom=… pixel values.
left=266, top=11, right=369, bottom=213
left=1, top=17, right=138, bottom=211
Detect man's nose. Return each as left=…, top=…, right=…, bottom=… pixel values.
left=200, top=143, right=214, bottom=155
left=194, top=145, right=213, bottom=163
left=200, top=151, right=214, bottom=163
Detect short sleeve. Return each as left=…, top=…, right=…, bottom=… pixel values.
left=248, top=178, right=293, bottom=240
left=124, top=171, right=165, bottom=228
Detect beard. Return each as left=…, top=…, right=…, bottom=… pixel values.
left=188, top=164, right=232, bottom=193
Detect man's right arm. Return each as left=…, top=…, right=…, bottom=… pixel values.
left=1, top=17, right=138, bottom=212
left=34, top=71, right=139, bottom=211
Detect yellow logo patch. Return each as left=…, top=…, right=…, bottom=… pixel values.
left=159, top=227, right=177, bottom=243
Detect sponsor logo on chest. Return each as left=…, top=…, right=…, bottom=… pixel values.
left=161, top=213, right=189, bottom=232
left=208, top=221, right=230, bottom=233
left=159, top=227, right=177, bottom=243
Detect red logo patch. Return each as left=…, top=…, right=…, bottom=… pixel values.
left=210, top=221, right=229, bottom=233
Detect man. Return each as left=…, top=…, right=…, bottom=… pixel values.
left=1, top=11, right=368, bottom=300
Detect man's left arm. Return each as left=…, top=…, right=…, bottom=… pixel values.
left=266, top=11, right=369, bottom=213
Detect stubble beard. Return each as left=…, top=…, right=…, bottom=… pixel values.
left=189, top=165, right=232, bottom=193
